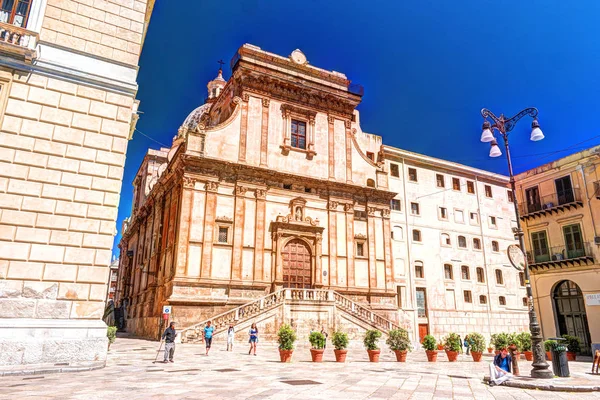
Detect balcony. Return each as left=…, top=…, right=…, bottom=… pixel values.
left=526, top=242, right=595, bottom=270
left=519, top=188, right=583, bottom=220
left=0, top=22, right=38, bottom=63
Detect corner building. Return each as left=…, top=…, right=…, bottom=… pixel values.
left=0, top=0, right=154, bottom=368
left=117, top=44, right=528, bottom=343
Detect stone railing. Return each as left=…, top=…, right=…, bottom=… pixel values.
left=180, top=288, right=396, bottom=342
left=0, top=22, right=38, bottom=62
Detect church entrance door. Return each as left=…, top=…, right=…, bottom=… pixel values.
left=282, top=239, right=312, bottom=288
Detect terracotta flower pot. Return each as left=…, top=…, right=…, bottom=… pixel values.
left=566, top=351, right=576, bottom=361
left=367, top=349, right=380, bottom=362
left=471, top=351, right=483, bottom=362
left=524, top=351, right=533, bottom=361
left=334, top=349, right=347, bottom=363
left=426, top=350, right=438, bottom=362
left=437, top=344, right=444, bottom=350
left=545, top=351, right=552, bottom=361
left=393, top=350, right=407, bottom=362
left=487, top=347, right=493, bottom=354
left=446, top=350, right=459, bottom=362
left=279, top=349, right=293, bottom=363
left=310, top=348, right=324, bottom=362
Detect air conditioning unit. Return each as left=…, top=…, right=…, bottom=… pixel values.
left=595, top=236, right=600, bottom=245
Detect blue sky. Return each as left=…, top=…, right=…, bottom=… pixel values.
left=112, top=0, right=600, bottom=256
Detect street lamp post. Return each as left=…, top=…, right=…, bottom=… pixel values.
left=480, top=107, right=553, bottom=379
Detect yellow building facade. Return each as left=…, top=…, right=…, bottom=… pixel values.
left=515, top=145, right=600, bottom=355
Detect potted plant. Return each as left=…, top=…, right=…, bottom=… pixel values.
left=364, top=330, right=382, bottom=362
left=468, top=332, right=485, bottom=362
left=309, top=331, right=326, bottom=362
left=492, top=332, right=510, bottom=354
left=386, top=328, right=412, bottom=362
left=423, top=335, right=438, bottom=362
left=562, top=334, right=580, bottom=361
left=437, top=340, right=444, bottom=351
left=544, top=339, right=557, bottom=361
left=443, top=332, right=462, bottom=362
left=332, top=331, right=349, bottom=362
left=517, top=332, right=532, bottom=361
left=107, top=326, right=117, bottom=350
left=277, top=324, right=296, bottom=362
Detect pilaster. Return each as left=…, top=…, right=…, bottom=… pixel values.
left=382, top=209, right=394, bottom=289
left=328, top=200, right=338, bottom=286
left=328, top=115, right=335, bottom=180
left=200, top=181, right=219, bottom=277
left=345, top=120, right=353, bottom=184
left=253, top=188, right=267, bottom=281
left=367, top=207, right=378, bottom=288
left=260, top=98, right=270, bottom=167
left=176, top=176, right=195, bottom=276
left=344, top=203, right=355, bottom=287
left=238, top=93, right=249, bottom=162
left=231, top=185, right=247, bottom=281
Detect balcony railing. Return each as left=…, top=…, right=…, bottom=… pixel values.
left=0, top=22, right=38, bottom=62
left=526, top=242, right=594, bottom=267
left=519, top=188, right=582, bottom=218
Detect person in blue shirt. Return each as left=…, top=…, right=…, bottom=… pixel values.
left=203, top=320, right=215, bottom=356
left=248, top=323, right=258, bottom=356
left=489, top=348, right=513, bottom=386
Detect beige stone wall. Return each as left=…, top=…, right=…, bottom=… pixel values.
left=41, top=0, right=148, bottom=66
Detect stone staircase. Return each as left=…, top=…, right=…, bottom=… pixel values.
left=180, top=288, right=399, bottom=344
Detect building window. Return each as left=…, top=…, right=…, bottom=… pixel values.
left=480, top=295, right=487, bottom=304
left=441, top=233, right=451, bottom=246
left=444, top=264, right=453, bottom=280
left=436, top=174, right=445, bottom=188
left=290, top=119, right=306, bottom=149
left=356, top=242, right=365, bottom=257
left=412, top=229, right=422, bottom=242
left=366, top=151, right=375, bottom=161
left=392, top=225, right=403, bottom=240
left=218, top=226, right=229, bottom=243
left=410, top=202, right=420, bottom=215
left=563, top=223, right=584, bottom=258
left=470, top=212, right=479, bottom=224
left=495, top=269, right=504, bottom=285
left=454, top=209, right=464, bottom=223
left=499, top=296, right=506, bottom=306
left=476, top=267, right=485, bottom=283
left=408, top=167, right=417, bottom=182
left=461, top=265, right=470, bottom=280
left=519, top=272, right=525, bottom=287
left=522, top=297, right=528, bottom=307
left=458, top=236, right=467, bottom=248
left=473, top=238, right=481, bottom=250
left=397, top=286, right=404, bottom=308
left=391, top=199, right=401, bottom=211
left=415, top=261, right=424, bottom=278
left=531, top=231, right=549, bottom=263
left=507, top=190, right=514, bottom=202
left=467, top=181, right=475, bottom=194
left=0, top=0, right=31, bottom=27
left=485, top=185, right=492, bottom=198
left=416, top=288, right=427, bottom=317
left=439, top=207, right=447, bottom=219
left=452, top=178, right=460, bottom=191
left=390, top=163, right=399, bottom=177
left=491, top=240, right=499, bottom=252
left=464, top=290, right=472, bottom=303
left=489, top=216, right=497, bottom=227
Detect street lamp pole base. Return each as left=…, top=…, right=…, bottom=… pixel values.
left=531, top=368, right=554, bottom=379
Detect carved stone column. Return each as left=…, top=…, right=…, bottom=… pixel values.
left=367, top=207, right=378, bottom=288
left=177, top=176, right=195, bottom=276
left=260, top=98, right=270, bottom=167
left=344, top=203, right=355, bottom=288
left=345, top=120, right=353, bottom=184
left=315, top=232, right=323, bottom=286
left=382, top=208, right=394, bottom=290
left=238, top=93, right=249, bottom=163
left=231, top=185, right=247, bottom=281
left=274, top=232, right=284, bottom=283
left=200, top=181, right=219, bottom=278
left=253, top=188, right=267, bottom=281
left=328, top=200, right=338, bottom=286
left=327, top=115, right=335, bottom=180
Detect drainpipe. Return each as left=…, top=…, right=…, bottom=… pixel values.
left=474, top=176, right=494, bottom=338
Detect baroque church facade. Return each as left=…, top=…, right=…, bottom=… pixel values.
left=116, top=44, right=529, bottom=341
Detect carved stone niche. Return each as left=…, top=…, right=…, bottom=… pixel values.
left=276, top=197, right=320, bottom=226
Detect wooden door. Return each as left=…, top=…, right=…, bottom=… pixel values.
left=282, top=239, right=312, bottom=288
left=418, top=324, right=429, bottom=343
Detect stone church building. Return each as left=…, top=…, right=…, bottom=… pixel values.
left=116, top=44, right=529, bottom=342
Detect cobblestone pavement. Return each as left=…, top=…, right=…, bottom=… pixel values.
left=0, top=337, right=599, bottom=400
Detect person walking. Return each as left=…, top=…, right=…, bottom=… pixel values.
left=488, top=348, right=513, bottom=386
left=458, top=335, right=464, bottom=354
left=320, top=326, right=328, bottom=349
left=464, top=335, right=470, bottom=355
left=248, top=323, right=258, bottom=356
left=227, top=324, right=235, bottom=351
left=162, top=322, right=177, bottom=363
left=203, top=320, right=215, bottom=356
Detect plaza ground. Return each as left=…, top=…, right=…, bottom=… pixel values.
left=0, top=336, right=599, bottom=400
